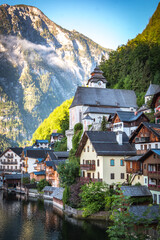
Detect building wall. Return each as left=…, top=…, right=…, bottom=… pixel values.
left=0, top=149, right=21, bottom=173
left=28, top=158, right=37, bottom=174
left=88, top=81, right=106, bottom=88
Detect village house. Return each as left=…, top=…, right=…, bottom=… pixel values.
left=112, top=111, right=149, bottom=137
left=66, top=66, right=138, bottom=150
left=152, top=90, right=160, bottom=124
left=50, top=132, right=64, bottom=147
left=76, top=131, right=136, bottom=185
left=129, top=122, right=160, bottom=155
left=32, top=140, right=49, bottom=149
left=145, top=84, right=160, bottom=105
left=138, top=149, right=160, bottom=204
left=0, top=147, right=23, bottom=174
left=4, top=173, right=29, bottom=189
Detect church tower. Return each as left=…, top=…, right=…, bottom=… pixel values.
left=86, top=66, right=107, bottom=88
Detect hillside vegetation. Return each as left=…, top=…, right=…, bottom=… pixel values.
left=100, top=2, right=160, bottom=106
left=31, top=98, right=72, bottom=144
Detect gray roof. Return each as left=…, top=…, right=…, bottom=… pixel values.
left=115, top=111, right=146, bottom=122
left=84, top=107, right=121, bottom=115
left=70, top=87, right=138, bottom=109
left=46, top=160, right=66, bottom=170
left=82, top=114, right=94, bottom=121
left=5, top=173, right=29, bottom=180
left=124, top=155, right=142, bottom=161
left=129, top=205, right=160, bottom=223
left=84, top=131, right=136, bottom=156
left=145, top=84, right=160, bottom=97
left=51, top=187, right=64, bottom=200
left=43, top=186, right=56, bottom=192
left=53, top=151, right=69, bottom=159
left=121, top=186, right=152, bottom=197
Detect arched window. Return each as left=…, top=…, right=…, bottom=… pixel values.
left=110, top=159, right=115, bottom=166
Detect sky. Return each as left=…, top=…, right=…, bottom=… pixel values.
left=1, top=0, right=160, bottom=50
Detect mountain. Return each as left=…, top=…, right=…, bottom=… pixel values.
left=0, top=4, right=111, bottom=150
left=100, top=2, right=160, bottom=107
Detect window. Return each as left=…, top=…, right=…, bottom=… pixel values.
left=144, top=177, right=147, bottom=184
left=111, top=173, right=114, bottom=179
left=149, top=144, right=151, bottom=150
left=82, top=171, right=85, bottom=177
left=155, top=144, right=158, bottom=149
left=93, top=173, right=94, bottom=179
left=98, top=172, right=100, bottom=179
left=92, top=147, right=94, bottom=152
left=144, top=145, right=147, bottom=150
left=130, top=162, right=132, bottom=169
left=83, top=159, right=85, bottom=164
left=141, top=145, right=143, bottom=150
left=87, top=146, right=89, bottom=152
left=84, top=148, right=86, bottom=152
left=144, top=164, right=146, bottom=169
left=120, top=159, right=124, bottom=166
left=121, top=173, right=124, bottom=179
left=153, top=194, right=157, bottom=204
left=15, top=166, right=17, bottom=169
left=110, top=159, right=115, bottom=166
left=97, top=159, right=99, bottom=167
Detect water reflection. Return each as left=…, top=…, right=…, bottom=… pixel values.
left=0, top=191, right=107, bottom=240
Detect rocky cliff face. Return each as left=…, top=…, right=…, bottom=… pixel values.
left=0, top=4, right=111, bottom=148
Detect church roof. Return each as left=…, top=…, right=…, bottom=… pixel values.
left=145, top=84, right=160, bottom=97
left=84, top=106, right=121, bottom=115
left=70, top=87, right=138, bottom=109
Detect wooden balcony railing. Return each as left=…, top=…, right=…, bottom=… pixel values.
left=80, top=164, right=95, bottom=171
left=80, top=177, right=102, bottom=183
left=1, top=161, right=18, bottom=164
left=148, top=184, right=160, bottom=191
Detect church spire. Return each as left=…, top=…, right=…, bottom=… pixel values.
left=86, top=66, right=107, bottom=88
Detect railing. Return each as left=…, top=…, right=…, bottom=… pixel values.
left=1, top=161, right=18, bottom=164
left=4, top=155, right=14, bottom=159
left=148, top=171, right=160, bottom=178
left=80, top=164, right=95, bottom=171
left=148, top=184, right=160, bottom=191
left=80, top=177, right=102, bottom=183
left=2, top=169, right=21, bottom=173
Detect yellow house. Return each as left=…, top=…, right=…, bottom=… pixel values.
left=76, top=131, right=136, bottom=185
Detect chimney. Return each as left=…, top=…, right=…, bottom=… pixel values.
left=116, top=131, right=123, bottom=145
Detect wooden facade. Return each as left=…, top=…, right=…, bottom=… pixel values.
left=126, top=161, right=141, bottom=174
left=112, top=113, right=149, bottom=127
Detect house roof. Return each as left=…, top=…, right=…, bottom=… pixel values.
left=124, top=155, right=142, bottom=162
left=112, top=111, right=149, bottom=123
left=33, top=171, right=45, bottom=176
left=53, top=151, right=69, bottom=159
left=45, top=160, right=66, bottom=170
left=0, top=147, right=23, bottom=158
left=82, top=114, right=94, bottom=121
left=70, top=87, right=138, bottom=109
left=35, top=140, right=49, bottom=144
left=121, top=186, right=152, bottom=197
left=51, top=133, right=63, bottom=137
left=145, top=84, right=160, bottom=97
left=84, top=106, right=121, bottom=115
left=5, top=173, right=29, bottom=180
left=43, top=186, right=56, bottom=192
left=129, top=205, right=160, bottom=223
left=76, top=131, right=136, bottom=157
left=26, top=149, right=54, bottom=159
left=138, top=149, right=160, bottom=162
left=129, top=122, right=160, bottom=142
left=51, top=187, right=64, bottom=200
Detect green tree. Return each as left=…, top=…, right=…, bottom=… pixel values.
left=101, top=116, right=107, bottom=131
left=80, top=182, right=110, bottom=217
left=37, top=179, right=51, bottom=192
left=57, top=161, right=80, bottom=187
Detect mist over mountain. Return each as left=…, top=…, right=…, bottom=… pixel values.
left=0, top=4, right=111, bottom=149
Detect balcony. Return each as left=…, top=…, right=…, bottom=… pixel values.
left=148, top=171, right=160, bottom=178
left=4, top=155, right=13, bottom=159
left=1, top=161, right=18, bottom=164
left=80, top=164, right=95, bottom=171
left=80, top=177, right=102, bottom=183
left=135, top=137, right=150, bottom=143
left=148, top=184, right=160, bottom=191
left=2, top=169, right=21, bottom=173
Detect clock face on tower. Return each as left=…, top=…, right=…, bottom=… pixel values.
left=98, top=81, right=102, bottom=86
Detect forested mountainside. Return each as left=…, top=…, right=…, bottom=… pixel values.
left=100, top=2, right=160, bottom=106
left=0, top=4, right=110, bottom=150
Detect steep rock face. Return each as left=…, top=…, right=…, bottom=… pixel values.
left=0, top=4, right=111, bottom=147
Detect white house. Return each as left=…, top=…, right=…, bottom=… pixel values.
left=0, top=147, right=23, bottom=173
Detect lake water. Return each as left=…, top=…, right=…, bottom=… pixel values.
left=0, top=191, right=107, bottom=240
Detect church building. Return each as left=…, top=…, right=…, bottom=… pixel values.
left=66, top=66, right=138, bottom=150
